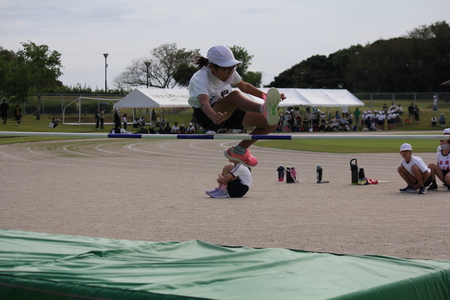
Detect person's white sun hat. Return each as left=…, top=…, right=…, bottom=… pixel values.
left=207, top=45, right=241, bottom=67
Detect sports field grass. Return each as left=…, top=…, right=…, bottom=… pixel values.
left=256, top=138, right=437, bottom=153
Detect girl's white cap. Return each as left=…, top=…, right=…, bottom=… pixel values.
left=207, top=45, right=241, bottom=67
left=400, top=143, right=412, bottom=151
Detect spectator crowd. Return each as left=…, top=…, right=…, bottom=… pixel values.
left=275, top=102, right=424, bottom=132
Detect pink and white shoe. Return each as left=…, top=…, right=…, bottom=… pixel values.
left=224, top=146, right=258, bottom=167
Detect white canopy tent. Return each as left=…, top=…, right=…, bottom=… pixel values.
left=114, top=88, right=364, bottom=110
left=114, top=88, right=191, bottom=109
left=244, top=88, right=364, bottom=108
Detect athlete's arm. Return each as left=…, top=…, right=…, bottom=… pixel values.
left=198, top=94, right=227, bottom=124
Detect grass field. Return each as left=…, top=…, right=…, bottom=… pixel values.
left=257, top=138, right=438, bottom=153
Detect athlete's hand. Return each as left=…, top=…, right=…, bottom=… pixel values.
left=211, top=111, right=228, bottom=125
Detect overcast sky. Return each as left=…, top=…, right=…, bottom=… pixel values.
left=1, top=0, right=449, bottom=90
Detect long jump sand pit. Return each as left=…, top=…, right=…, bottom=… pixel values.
left=0, top=135, right=449, bottom=261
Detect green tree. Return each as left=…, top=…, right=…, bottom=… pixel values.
left=172, top=63, right=197, bottom=87
left=17, top=41, right=63, bottom=120
left=270, top=54, right=337, bottom=88
left=0, top=47, right=16, bottom=98
left=406, top=21, right=450, bottom=92
left=170, top=45, right=262, bottom=87
left=244, top=71, right=263, bottom=88
left=115, top=43, right=199, bottom=89
left=229, top=45, right=262, bottom=87
left=271, top=21, right=450, bottom=93
left=345, top=38, right=414, bottom=92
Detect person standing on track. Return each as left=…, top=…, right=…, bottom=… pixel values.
left=14, top=104, right=22, bottom=126
left=188, top=45, right=285, bottom=167
left=0, top=99, right=9, bottom=124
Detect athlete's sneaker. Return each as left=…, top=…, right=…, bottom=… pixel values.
left=417, top=186, right=426, bottom=194
left=262, top=88, right=281, bottom=126
left=399, top=186, right=416, bottom=193
left=209, top=190, right=229, bottom=198
left=224, top=147, right=258, bottom=167
left=205, top=188, right=220, bottom=195
left=427, top=182, right=438, bottom=191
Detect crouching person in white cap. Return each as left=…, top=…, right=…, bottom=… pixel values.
left=427, top=138, right=450, bottom=191
left=398, top=143, right=432, bottom=194
left=428, top=128, right=450, bottom=191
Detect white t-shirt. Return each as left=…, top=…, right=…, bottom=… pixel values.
left=400, top=155, right=430, bottom=176
left=187, top=125, right=196, bottom=133
left=230, top=163, right=252, bottom=187
left=436, top=150, right=450, bottom=170
left=188, top=67, right=242, bottom=108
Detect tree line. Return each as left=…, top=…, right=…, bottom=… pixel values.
left=269, top=21, right=450, bottom=93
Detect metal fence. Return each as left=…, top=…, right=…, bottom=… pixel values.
left=353, top=92, right=450, bottom=101
left=30, top=93, right=126, bottom=115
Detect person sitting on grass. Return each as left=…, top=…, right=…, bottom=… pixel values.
left=205, top=159, right=252, bottom=198
left=51, top=118, right=59, bottom=129
left=398, top=143, right=432, bottom=194
left=439, top=113, right=446, bottom=127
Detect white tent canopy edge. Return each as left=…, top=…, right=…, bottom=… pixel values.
left=113, top=88, right=364, bottom=109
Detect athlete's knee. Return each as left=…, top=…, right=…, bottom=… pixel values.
left=225, top=90, right=242, bottom=100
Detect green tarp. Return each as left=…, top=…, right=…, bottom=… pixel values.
left=1, top=229, right=449, bottom=300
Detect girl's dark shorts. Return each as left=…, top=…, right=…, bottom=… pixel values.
left=423, top=175, right=433, bottom=187
left=193, top=107, right=246, bottom=132
left=227, top=179, right=249, bottom=197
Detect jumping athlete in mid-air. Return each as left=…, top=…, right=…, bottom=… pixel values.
left=188, top=45, right=285, bottom=167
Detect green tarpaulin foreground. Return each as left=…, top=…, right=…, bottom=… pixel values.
left=1, top=229, right=450, bottom=300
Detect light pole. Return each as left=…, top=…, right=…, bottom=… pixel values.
left=103, top=53, right=109, bottom=93
left=144, top=61, right=151, bottom=88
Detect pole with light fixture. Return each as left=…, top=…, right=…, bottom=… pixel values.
left=103, top=53, right=109, bottom=93
left=144, top=61, right=151, bottom=88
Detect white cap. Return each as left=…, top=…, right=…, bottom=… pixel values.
left=207, top=45, right=241, bottom=67
left=443, top=128, right=450, bottom=134
left=400, top=143, right=412, bottom=151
